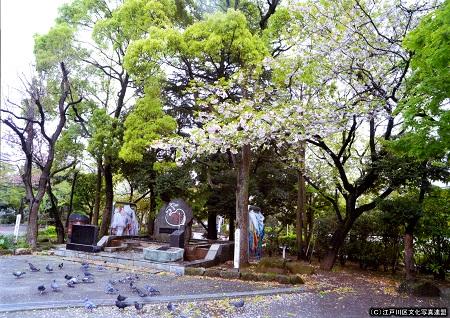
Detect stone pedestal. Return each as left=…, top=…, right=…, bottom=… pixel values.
left=143, top=246, right=184, bottom=262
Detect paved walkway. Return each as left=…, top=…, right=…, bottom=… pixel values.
left=1, top=255, right=448, bottom=318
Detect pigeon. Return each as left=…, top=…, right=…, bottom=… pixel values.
left=51, top=280, right=61, bottom=292
left=134, top=301, right=144, bottom=313
left=117, top=294, right=127, bottom=301
left=230, top=299, right=245, bottom=308
left=80, top=264, right=89, bottom=271
left=116, top=267, right=120, bottom=271
left=144, top=285, right=160, bottom=296
left=38, top=285, right=46, bottom=295
left=45, top=264, right=54, bottom=273
left=115, top=300, right=130, bottom=310
left=12, top=271, right=26, bottom=278
left=29, top=263, right=40, bottom=272
left=84, top=298, right=96, bottom=312
left=105, top=283, right=118, bottom=294
left=82, top=276, right=95, bottom=283
left=81, top=261, right=89, bottom=266
left=108, top=279, right=118, bottom=286
left=68, top=276, right=79, bottom=284
left=64, top=274, right=73, bottom=280
left=58, top=263, right=63, bottom=270
left=96, top=265, right=106, bottom=271
left=129, top=282, right=138, bottom=293
left=83, top=271, right=94, bottom=277
left=167, top=302, right=177, bottom=312
left=136, top=288, right=148, bottom=297
left=66, top=280, right=75, bottom=288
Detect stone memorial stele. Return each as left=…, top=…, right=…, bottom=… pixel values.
left=66, top=224, right=101, bottom=252
left=154, top=198, right=193, bottom=246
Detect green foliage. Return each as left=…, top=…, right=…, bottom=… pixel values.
left=0, top=235, right=28, bottom=250
left=120, top=83, right=177, bottom=162
left=88, top=108, right=123, bottom=158
left=415, top=187, right=450, bottom=278
left=400, top=0, right=450, bottom=158
left=34, top=23, right=76, bottom=72
left=278, top=233, right=297, bottom=254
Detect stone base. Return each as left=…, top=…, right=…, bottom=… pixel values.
left=66, top=243, right=101, bottom=253
left=143, top=246, right=184, bottom=262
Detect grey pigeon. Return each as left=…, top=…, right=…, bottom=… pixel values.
left=97, top=265, right=106, bottom=271
left=117, top=294, right=127, bottom=301
left=230, top=299, right=245, bottom=308
left=58, top=262, right=63, bottom=270
left=84, top=298, right=96, bottom=312
left=80, top=264, right=89, bottom=271
left=38, top=285, right=46, bottom=295
left=134, top=301, right=144, bottom=313
left=115, top=300, right=130, bottom=310
left=167, top=302, right=177, bottom=311
left=45, top=264, right=54, bottom=273
left=12, top=271, right=26, bottom=278
left=51, top=280, right=61, bottom=292
left=144, top=285, right=160, bottom=296
left=108, top=279, right=118, bottom=285
left=129, top=282, right=138, bottom=293
left=64, top=274, right=73, bottom=280
left=29, top=262, right=40, bottom=272
left=105, top=283, right=118, bottom=294
left=67, top=280, right=75, bottom=288
left=136, top=288, right=148, bottom=297
left=83, top=271, right=94, bottom=277
left=69, top=276, right=80, bottom=284
left=82, top=276, right=95, bottom=283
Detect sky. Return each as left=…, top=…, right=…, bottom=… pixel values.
left=1, top=0, right=69, bottom=162
left=1, top=0, right=69, bottom=102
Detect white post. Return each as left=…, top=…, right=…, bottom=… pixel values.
left=13, top=214, right=21, bottom=243
left=234, top=229, right=240, bottom=269
left=282, top=245, right=287, bottom=259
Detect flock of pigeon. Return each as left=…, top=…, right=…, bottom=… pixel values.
left=12, top=260, right=245, bottom=315
left=12, top=260, right=157, bottom=313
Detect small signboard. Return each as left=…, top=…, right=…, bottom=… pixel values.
left=13, top=215, right=21, bottom=242
left=234, top=229, right=240, bottom=269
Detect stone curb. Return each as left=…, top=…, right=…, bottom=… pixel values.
left=185, top=267, right=305, bottom=285
left=0, top=286, right=305, bottom=313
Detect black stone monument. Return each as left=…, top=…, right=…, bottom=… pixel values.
left=66, top=224, right=101, bottom=252
left=154, top=198, right=193, bottom=247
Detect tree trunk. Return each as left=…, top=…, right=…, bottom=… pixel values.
left=26, top=170, right=50, bottom=249
left=99, top=160, right=113, bottom=238
left=18, top=197, right=25, bottom=221
left=320, top=216, right=356, bottom=270
left=229, top=213, right=235, bottom=241
left=92, top=157, right=103, bottom=226
left=236, top=144, right=251, bottom=267
left=296, top=171, right=306, bottom=260
left=47, top=183, right=65, bottom=244
left=147, top=186, right=156, bottom=236
left=404, top=216, right=419, bottom=279
left=26, top=200, right=40, bottom=249
left=207, top=209, right=218, bottom=240
left=68, top=170, right=78, bottom=216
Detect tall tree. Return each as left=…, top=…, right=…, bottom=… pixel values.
left=1, top=63, right=82, bottom=248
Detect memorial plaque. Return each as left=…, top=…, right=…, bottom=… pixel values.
left=66, top=224, right=101, bottom=253
left=71, top=224, right=98, bottom=245
left=154, top=198, right=193, bottom=245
